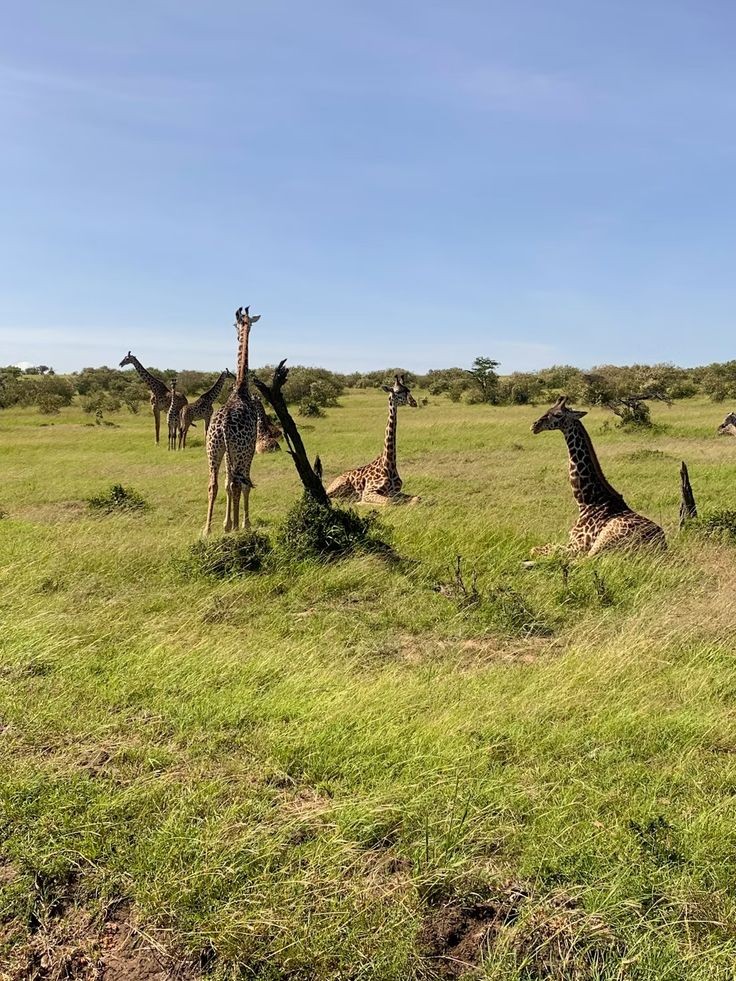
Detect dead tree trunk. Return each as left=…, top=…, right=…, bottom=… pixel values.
left=679, top=461, right=697, bottom=529
left=253, top=360, right=330, bottom=506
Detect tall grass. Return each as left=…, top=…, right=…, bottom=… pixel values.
left=1, top=394, right=736, bottom=978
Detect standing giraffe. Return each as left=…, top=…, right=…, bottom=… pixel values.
left=203, top=307, right=261, bottom=535
left=326, top=374, right=419, bottom=504
left=179, top=369, right=234, bottom=449
left=119, top=352, right=171, bottom=444
left=166, top=378, right=189, bottom=451
left=529, top=396, right=666, bottom=557
left=254, top=395, right=283, bottom=453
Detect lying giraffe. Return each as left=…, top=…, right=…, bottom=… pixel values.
left=326, top=374, right=419, bottom=504
left=166, top=378, right=188, bottom=451
left=203, top=307, right=260, bottom=535
left=179, top=369, right=234, bottom=449
left=119, top=352, right=171, bottom=444
left=255, top=396, right=283, bottom=453
left=717, top=412, right=736, bottom=437
left=530, top=396, right=666, bottom=557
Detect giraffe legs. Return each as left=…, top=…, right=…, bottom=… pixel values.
left=240, top=485, right=251, bottom=529
left=204, top=467, right=219, bottom=537
left=153, top=406, right=161, bottom=445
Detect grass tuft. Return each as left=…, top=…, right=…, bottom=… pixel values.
left=697, top=509, right=736, bottom=542
left=87, top=483, right=147, bottom=513
left=186, top=530, right=272, bottom=578
left=278, top=495, right=390, bottom=560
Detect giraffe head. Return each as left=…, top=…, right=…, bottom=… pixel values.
left=119, top=351, right=135, bottom=368
left=225, top=368, right=235, bottom=378
left=234, top=306, right=261, bottom=339
left=718, top=412, right=736, bottom=437
left=531, top=396, right=587, bottom=434
left=382, top=374, right=417, bottom=407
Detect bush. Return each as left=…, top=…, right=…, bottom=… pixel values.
left=298, top=399, right=324, bottom=417
left=36, top=393, right=67, bottom=415
left=80, top=391, right=122, bottom=421
left=88, top=484, right=148, bottom=514
left=278, top=495, right=389, bottom=560
left=187, top=531, right=272, bottom=578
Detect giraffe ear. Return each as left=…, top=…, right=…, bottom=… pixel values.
left=570, top=409, right=587, bottom=419
left=381, top=385, right=392, bottom=393
left=250, top=314, right=261, bottom=324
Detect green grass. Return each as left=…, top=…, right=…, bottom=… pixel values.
left=2, top=393, right=736, bottom=978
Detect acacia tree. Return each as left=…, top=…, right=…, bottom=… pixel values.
left=468, top=357, right=500, bottom=402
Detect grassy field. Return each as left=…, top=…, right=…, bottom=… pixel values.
left=2, top=391, right=736, bottom=980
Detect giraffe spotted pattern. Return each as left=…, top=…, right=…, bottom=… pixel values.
left=530, top=396, right=666, bottom=557
left=179, top=369, right=234, bottom=449
left=326, top=374, right=419, bottom=505
left=203, top=307, right=261, bottom=535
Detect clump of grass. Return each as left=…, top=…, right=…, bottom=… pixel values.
left=278, top=495, right=389, bottom=561
left=434, top=557, right=552, bottom=637
left=87, top=483, right=147, bottom=514
left=698, top=509, right=736, bottom=542
left=187, top=531, right=272, bottom=578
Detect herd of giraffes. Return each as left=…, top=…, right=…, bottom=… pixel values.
left=119, top=306, right=734, bottom=558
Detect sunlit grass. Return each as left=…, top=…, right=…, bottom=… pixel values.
left=2, top=393, right=736, bottom=978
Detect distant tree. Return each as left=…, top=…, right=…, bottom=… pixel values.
left=468, top=357, right=500, bottom=402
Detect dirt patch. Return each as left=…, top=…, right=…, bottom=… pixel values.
left=419, top=885, right=622, bottom=979
left=4, top=895, right=199, bottom=981
left=419, top=888, right=525, bottom=978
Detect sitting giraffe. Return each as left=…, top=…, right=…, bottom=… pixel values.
left=529, top=397, right=666, bottom=557
left=119, top=351, right=171, bottom=444
left=179, top=369, right=234, bottom=449
left=326, top=374, right=419, bottom=505
left=166, top=378, right=189, bottom=451
left=255, top=396, right=283, bottom=453
left=203, top=306, right=261, bottom=535
left=718, top=412, right=736, bottom=437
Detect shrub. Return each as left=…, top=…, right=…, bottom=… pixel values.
left=88, top=484, right=148, bottom=514
left=36, top=393, right=67, bottom=415
left=278, top=495, right=389, bottom=560
left=187, top=531, right=272, bottom=578
left=298, top=399, right=324, bottom=417
left=80, top=391, right=122, bottom=422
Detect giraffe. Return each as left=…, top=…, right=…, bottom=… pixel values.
left=179, top=369, right=234, bottom=449
left=326, top=374, right=419, bottom=504
left=254, top=395, right=283, bottom=453
left=529, top=396, right=666, bottom=557
left=203, top=306, right=261, bottom=536
left=166, top=378, right=189, bottom=451
left=717, top=412, right=736, bottom=437
left=119, top=352, right=171, bottom=444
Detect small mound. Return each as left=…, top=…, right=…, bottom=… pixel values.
left=698, top=509, right=736, bottom=542
left=87, top=484, right=147, bottom=514
left=278, top=495, right=390, bottom=560
left=419, top=887, right=526, bottom=977
left=187, top=531, right=272, bottom=578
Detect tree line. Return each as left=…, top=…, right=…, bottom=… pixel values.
left=4, top=358, right=736, bottom=417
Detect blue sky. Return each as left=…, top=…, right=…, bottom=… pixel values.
left=2, top=1, right=735, bottom=373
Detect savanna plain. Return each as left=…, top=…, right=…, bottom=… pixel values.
left=2, top=391, right=736, bottom=980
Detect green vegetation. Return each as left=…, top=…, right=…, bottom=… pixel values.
left=2, top=392, right=736, bottom=978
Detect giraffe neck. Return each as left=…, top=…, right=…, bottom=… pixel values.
left=201, top=370, right=229, bottom=406
left=562, top=419, right=626, bottom=510
left=381, top=396, right=398, bottom=471
left=235, top=327, right=251, bottom=398
left=128, top=357, right=169, bottom=399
